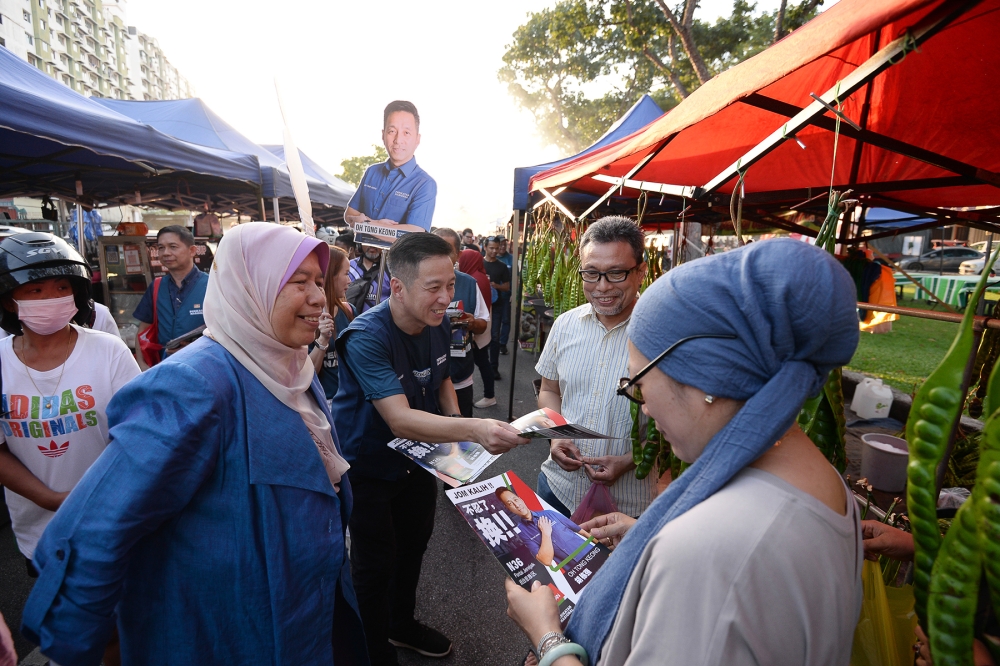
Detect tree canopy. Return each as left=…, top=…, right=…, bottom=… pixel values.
left=500, top=0, right=823, bottom=153
left=338, top=145, right=388, bottom=187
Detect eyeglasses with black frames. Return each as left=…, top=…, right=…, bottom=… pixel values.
left=578, top=265, right=640, bottom=284
left=616, top=333, right=738, bottom=405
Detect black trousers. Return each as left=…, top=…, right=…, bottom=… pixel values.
left=349, top=471, right=437, bottom=665
left=472, top=344, right=495, bottom=398
left=455, top=384, right=474, bottom=417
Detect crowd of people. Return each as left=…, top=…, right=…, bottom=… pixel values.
left=0, top=98, right=955, bottom=666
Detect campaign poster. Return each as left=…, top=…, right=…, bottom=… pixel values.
left=387, top=438, right=501, bottom=488
left=511, top=407, right=615, bottom=440
left=354, top=219, right=426, bottom=249
left=446, top=471, right=610, bottom=626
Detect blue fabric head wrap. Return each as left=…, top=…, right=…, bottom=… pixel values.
left=565, top=238, right=860, bottom=659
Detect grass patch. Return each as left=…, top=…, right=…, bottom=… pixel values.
left=846, top=287, right=961, bottom=393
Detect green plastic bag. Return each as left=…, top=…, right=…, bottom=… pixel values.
left=851, top=560, right=918, bottom=666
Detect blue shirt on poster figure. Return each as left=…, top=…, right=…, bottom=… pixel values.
left=347, top=159, right=437, bottom=231
left=20, top=338, right=369, bottom=666
left=345, top=102, right=437, bottom=231
left=132, top=265, right=209, bottom=356
left=496, top=487, right=590, bottom=567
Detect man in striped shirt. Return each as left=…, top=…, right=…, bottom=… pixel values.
left=535, top=216, right=657, bottom=518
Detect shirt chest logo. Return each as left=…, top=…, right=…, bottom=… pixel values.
left=436, top=354, right=447, bottom=366
left=38, top=439, right=70, bottom=458
left=393, top=191, right=410, bottom=199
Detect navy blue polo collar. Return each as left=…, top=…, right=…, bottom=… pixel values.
left=381, top=157, right=418, bottom=178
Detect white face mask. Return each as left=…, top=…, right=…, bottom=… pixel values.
left=15, top=295, right=78, bottom=335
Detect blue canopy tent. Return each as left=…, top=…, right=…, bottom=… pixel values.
left=0, top=45, right=264, bottom=215
left=94, top=98, right=352, bottom=224
left=262, top=145, right=353, bottom=197
left=512, top=95, right=665, bottom=211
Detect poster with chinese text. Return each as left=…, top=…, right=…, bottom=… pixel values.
left=446, top=470, right=610, bottom=627
left=388, top=438, right=501, bottom=488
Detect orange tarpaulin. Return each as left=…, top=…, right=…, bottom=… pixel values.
left=529, top=0, right=1000, bottom=213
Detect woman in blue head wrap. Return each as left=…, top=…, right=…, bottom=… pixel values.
left=506, top=238, right=864, bottom=666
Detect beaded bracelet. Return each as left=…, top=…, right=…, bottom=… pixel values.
left=538, top=641, right=588, bottom=666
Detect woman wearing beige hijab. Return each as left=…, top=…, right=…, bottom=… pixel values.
left=22, top=223, right=368, bottom=666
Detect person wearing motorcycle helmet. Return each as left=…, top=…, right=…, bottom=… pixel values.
left=0, top=232, right=140, bottom=576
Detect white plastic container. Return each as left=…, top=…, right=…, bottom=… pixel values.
left=851, top=377, right=894, bottom=419
left=860, top=434, right=909, bottom=492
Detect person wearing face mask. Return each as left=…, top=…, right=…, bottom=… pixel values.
left=21, top=223, right=368, bottom=666
left=0, top=233, right=140, bottom=580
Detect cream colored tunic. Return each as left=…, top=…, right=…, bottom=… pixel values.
left=599, top=468, right=862, bottom=666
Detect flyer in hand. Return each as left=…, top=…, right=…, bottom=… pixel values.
left=446, top=471, right=610, bottom=627
left=387, top=438, right=502, bottom=488
left=512, top=407, right=616, bottom=440
left=353, top=219, right=426, bottom=249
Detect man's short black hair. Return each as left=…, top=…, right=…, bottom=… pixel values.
left=384, top=100, right=420, bottom=130
left=157, top=225, right=195, bottom=247
left=579, top=216, right=646, bottom=265
left=462, top=228, right=474, bottom=236
left=335, top=230, right=355, bottom=247
left=387, top=233, right=453, bottom=286
left=432, top=228, right=462, bottom=256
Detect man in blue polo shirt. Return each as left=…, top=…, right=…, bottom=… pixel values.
left=344, top=100, right=437, bottom=231
left=133, top=225, right=209, bottom=364
left=333, top=233, right=528, bottom=664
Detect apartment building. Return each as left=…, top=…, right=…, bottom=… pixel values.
left=0, top=0, right=192, bottom=101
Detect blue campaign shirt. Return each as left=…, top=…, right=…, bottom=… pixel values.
left=133, top=265, right=205, bottom=322
left=347, top=158, right=437, bottom=231
left=516, top=509, right=589, bottom=566
left=348, top=257, right=392, bottom=313
left=498, top=252, right=514, bottom=270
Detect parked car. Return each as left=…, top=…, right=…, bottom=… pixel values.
left=899, top=247, right=984, bottom=272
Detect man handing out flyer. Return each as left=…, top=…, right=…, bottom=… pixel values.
left=344, top=100, right=437, bottom=231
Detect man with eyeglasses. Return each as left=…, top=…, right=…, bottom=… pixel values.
left=483, top=236, right=511, bottom=379
left=534, top=216, right=656, bottom=519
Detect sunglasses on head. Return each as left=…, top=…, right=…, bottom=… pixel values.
left=617, top=333, right=738, bottom=405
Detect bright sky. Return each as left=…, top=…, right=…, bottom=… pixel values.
left=126, top=0, right=816, bottom=233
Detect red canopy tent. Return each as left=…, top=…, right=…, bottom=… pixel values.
left=527, top=0, right=1000, bottom=235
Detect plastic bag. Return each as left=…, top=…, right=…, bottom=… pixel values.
left=851, top=560, right=917, bottom=666
left=937, top=487, right=971, bottom=510
left=570, top=483, right=617, bottom=525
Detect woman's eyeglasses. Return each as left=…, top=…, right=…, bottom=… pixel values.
left=578, top=266, right=639, bottom=283
left=617, top=334, right=738, bottom=405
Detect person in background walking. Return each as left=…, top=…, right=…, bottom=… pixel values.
left=461, top=229, right=481, bottom=253
left=458, top=249, right=496, bottom=409
left=433, top=229, right=490, bottom=417
left=496, top=236, right=513, bottom=354
left=310, top=245, right=354, bottom=410
left=483, top=236, right=511, bottom=380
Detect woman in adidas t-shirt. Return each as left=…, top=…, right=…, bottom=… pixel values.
left=0, top=233, right=140, bottom=568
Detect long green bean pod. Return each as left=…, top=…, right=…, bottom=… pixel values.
left=975, top=357, right=1000, bottom=625
left=928, top=498, right=982, bottom=665
left=630, top=391, right=642, bottom=466
left=801, top=370, right=847, bottom=472
left=907, top=247, right=1000, bottom=628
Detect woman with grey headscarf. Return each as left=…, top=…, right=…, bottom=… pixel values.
left=506, top=238, right=864, bottom=666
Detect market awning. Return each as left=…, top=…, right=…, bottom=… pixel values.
left=529, top=0, right=1000, bottom=230
left=93, top=98, right=353, bottom=219
left=0, top=45, right=264, bottom=214
left=513, top=95, right=663, bottom=211
left=261, top=144, right=354, bottom=202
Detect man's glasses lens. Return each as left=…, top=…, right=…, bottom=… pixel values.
left=579, top=269, right=631, bottom=283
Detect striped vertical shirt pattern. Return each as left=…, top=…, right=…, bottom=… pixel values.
left=535, top=303, right=656, bottom=517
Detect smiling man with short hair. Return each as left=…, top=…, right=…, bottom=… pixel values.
left=344, top=100, right=437, bottom=231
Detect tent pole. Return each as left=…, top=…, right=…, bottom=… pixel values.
left=75, top=202, right=84, bottom=255
left=259, top=194, right=267, bottom=221
left=508, top=209, right=527, bottom=422
left=272, top=198, right=280, bottom=223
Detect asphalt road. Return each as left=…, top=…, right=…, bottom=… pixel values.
left=0, top=346, right=548, bottom=665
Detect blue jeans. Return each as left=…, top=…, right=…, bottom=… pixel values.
left=536, top=471, right=572, bottom=518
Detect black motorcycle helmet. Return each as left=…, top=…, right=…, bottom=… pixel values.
left=0, top=232, right=94, bottom=335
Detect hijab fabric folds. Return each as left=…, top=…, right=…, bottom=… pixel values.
left=565, top=238, right=860, bottom=659
left=203, top=222, right=349, bottom=488
left=459, top=249, right=492, bottom=309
